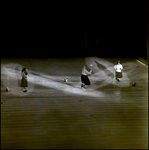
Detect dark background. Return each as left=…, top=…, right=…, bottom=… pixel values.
left=2, top=1, right=148, bottom=59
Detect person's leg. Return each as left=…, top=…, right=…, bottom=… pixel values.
left=117, top=71, right=123, bottom=82
left=116, top=78, right=120, bottom=82
left=81, top=83, right=83, bottom=88
left=23, top=87, right=27, bottom=92
left=81, top=75, right=91, bottom=89
left=115, top=72, right=120, bottom=82
left=21, top=78, right=23, bottom=91
left=86, top=76, right=91, bottom=87
left=81, top=75, right=86, bottom=89
left=23, top=78, right=28, bottom=92
left=81, top=83, right=85, bottom=89
left=23, top=86, right=27, bottom=92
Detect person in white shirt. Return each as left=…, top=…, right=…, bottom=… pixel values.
left=114, top=61, right=123, bottom=82
left=81, top=65, right=92, bottom=89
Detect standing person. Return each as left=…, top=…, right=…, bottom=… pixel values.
left=21, top=67, right=28, bottom=92
left=114, top=61, right=123, bottom=82
left=81, top=65, right=92, bottom=89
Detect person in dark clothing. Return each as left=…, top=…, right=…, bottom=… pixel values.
left=21, top=67, right=28, bottom=92
left=81, top=65, right=92, bottom=89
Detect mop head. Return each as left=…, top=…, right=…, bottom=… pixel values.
left=132, top=82, right=136, bottom=86
left=64, top=78, right=68, bottom=82
left=6, top=87, right=10, bottom=92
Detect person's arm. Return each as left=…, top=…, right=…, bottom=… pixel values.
left=114, top=65, right=116, bottom=71
left=25, top=71, right=28, bottom=75
left=89, top=70, right=92, bottom=75
left=85, top=69, right=89, bottom=74
left=121, top=65, right=123, bottom=70
left=22, top=72, right=27, bottom=78
left=114, top=65, right=116, bottom=79
left=85, top=68, right=92, bottom=75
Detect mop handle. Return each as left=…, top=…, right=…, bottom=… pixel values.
left=89, top=70, right=92, bottom=80
left=114, top=69, right=115, bottom=80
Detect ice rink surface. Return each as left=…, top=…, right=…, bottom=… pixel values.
left=1, top=57, right=148, bottom=149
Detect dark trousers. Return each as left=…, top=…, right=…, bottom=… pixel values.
left=81, top=74, right=91, bottom=85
